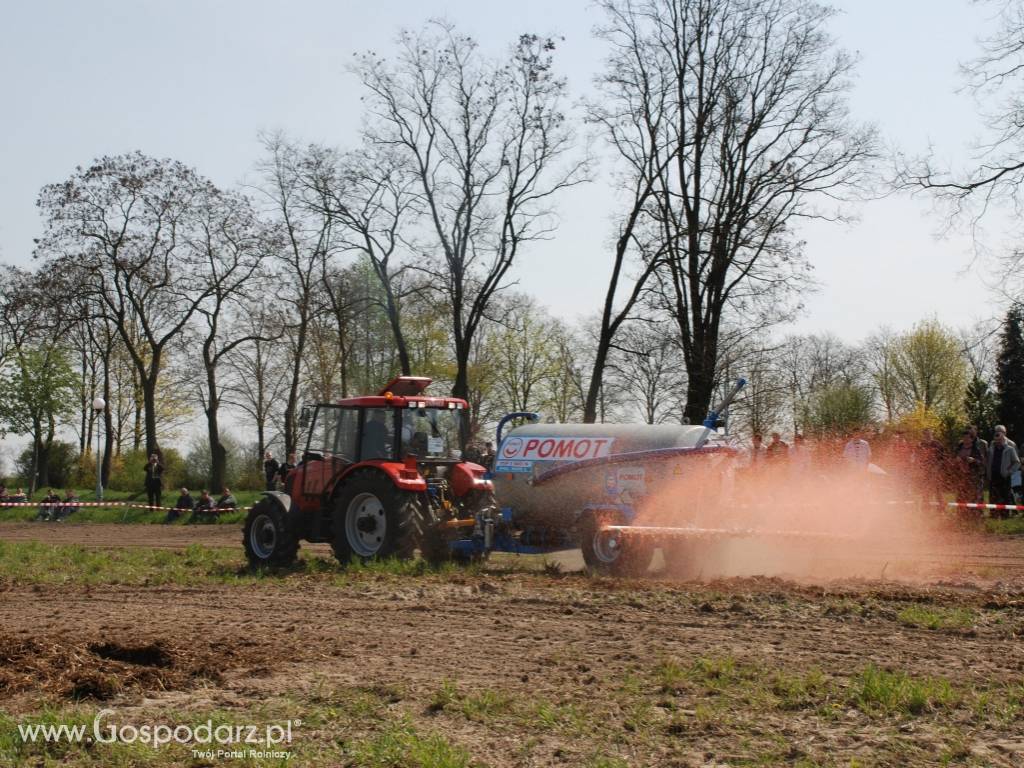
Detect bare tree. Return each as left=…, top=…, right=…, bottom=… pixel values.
left=607, top=321, right=685, bottom=424
left=186, top=188, right=272, bottom=492
left=256, top=134, right=339, bottom=456
left=36, top=153, right=218, bottom=457
left=351, top=23, right=586, bottom=421
left=223, top=308, right=288, bottom=460
left=594, top=0, right=876, bottom=425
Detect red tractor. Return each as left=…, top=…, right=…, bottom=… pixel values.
left=243, top=376, right=495, bottom=567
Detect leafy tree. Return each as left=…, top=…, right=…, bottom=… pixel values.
left=997, top=305, right=1024, bottom=437
left=890, top=320, right=968, bottom=421
left=0, top=347, right=79, bottom=492
left=803, top=383, right=874, bottom=437
left=16, top=441, right=76, bottom=491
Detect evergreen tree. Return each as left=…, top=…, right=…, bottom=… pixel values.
left=996, top=306, right=1024, bottom=438
left=964, top=376, right=1000, bottom=438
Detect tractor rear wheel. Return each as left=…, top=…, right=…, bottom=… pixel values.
left=243, top=498, right=299, bottom=568
left=331, top=470, right=425, bottom=565
left=580, top=510, right=654, bottom=577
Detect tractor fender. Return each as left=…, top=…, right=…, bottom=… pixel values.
left=450, top=461, right=493, bottom=497
left=334, top=461, right=428, bottom=493
left=260, top=491, right=294, bottom=516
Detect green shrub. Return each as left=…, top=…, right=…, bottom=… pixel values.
left=106, top=448, right=184, bottom=493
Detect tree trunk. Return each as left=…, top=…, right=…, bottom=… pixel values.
left=682, top=354, right=716, bottom=426
left=205, top=344, right=227, bottom=493
left=284, top=306, right=310, bottom=458
left=142, top=377, right=159, bottom=458
left=102, top=361, right=113, bottom=486
left=583, top=339, right=612, bottom=424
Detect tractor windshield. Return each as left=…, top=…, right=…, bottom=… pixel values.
left=401, top=407, right=463, bottom=460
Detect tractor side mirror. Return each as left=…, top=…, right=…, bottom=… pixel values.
left=300, top=405, right=312, bottom=430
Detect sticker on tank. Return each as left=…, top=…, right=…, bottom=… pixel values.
left=498, top=436, right=616, bottom=462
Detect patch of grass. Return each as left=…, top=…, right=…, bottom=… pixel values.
left=346, top=720, right=471, bottom=768
left=852, top=665, right=960, bottom=716
left=0, top=541, right=248, bottom=586
left=897, top=604, right=976, bottom=631
left=587, top=756, right=630, bottom=768
left=456, top=690, right=514, bottom=722
left=0, top=541, right=508, bottom=588
left=527, top=701, right=589, bottom=735
left=770, top=668, right=832, bottom=711
left=984, top=516, right=1024, bottom=535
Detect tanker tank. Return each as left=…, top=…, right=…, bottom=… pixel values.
left=492, top=422, right=738, bottom=528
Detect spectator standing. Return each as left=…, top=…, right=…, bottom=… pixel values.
left=277, top=453, right=297, bottom=487
left=993, top=424, right=1017, bottom=449
left=914, top=429, right=948, bottom=506
left=843, top=431, right=872, bottom=469
left=480, top=441, right=496, bottom=468
left=144, top=453, right=164, bottom=508
left=263, top=451, right=280, bottom=491
left=166, top=487, right=194, bottom=524
left=987, top=427, right=1021, bottom=513
left=750, top=433, right=766, bottom=465
left=955, top=426, right=988, bottom=503
left=766, top=432, right=789, bottom=462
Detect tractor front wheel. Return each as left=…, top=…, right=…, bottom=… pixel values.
left=243, top=498, right=299, bottom=568
left=331, top=471, right=425, bottom=565
left=579, top=511, right=654, bottom=577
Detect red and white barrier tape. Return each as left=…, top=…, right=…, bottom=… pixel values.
left=947, top=502, right=1024, bottom=511
left=0, top=500, right=251, bottom=513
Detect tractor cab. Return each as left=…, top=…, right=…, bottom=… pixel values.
left=295, top=376, right=469, bottom=497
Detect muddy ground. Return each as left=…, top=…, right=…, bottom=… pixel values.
left=3, top=523, right=1024, bottom=766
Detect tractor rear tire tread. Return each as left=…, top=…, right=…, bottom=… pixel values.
left=331, top=470, right=421, bottom=565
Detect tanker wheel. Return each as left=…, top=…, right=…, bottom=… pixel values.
left=580, top=511, right=654, bottom=577
left=331, top=470, right=424, bottom=565
left=243, top=498, right=299, bottom=568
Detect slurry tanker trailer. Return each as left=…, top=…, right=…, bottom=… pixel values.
left=244, top=376, right=747, bottom=576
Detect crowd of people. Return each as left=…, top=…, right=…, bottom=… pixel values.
left=747, top=424, right=1022, bottom=515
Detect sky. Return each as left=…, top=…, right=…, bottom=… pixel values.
left=0, top=0, right=1007, bottom=345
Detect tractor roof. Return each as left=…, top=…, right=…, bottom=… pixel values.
left=330, top=376, right=469, bottom=410
left=378, top=376, right=432, bottom=396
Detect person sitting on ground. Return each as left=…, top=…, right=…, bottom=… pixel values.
left=165, top=487, right=194, bottom=524
left=8, top=487, right=28, bottom=504
left=35, top=489, right=61, bottom=521
left=0, top=484, right=7, bottom=501
left=55, top=489, right=79, bottom=521
left=215, top=487, right=238, bottom=511
left=188, top=490, right=216, bottom=524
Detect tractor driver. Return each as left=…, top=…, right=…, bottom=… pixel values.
left=361, top=409, right=391, bottom=459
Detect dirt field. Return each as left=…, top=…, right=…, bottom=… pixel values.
left=3, top=523, right=1024, bottom=766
